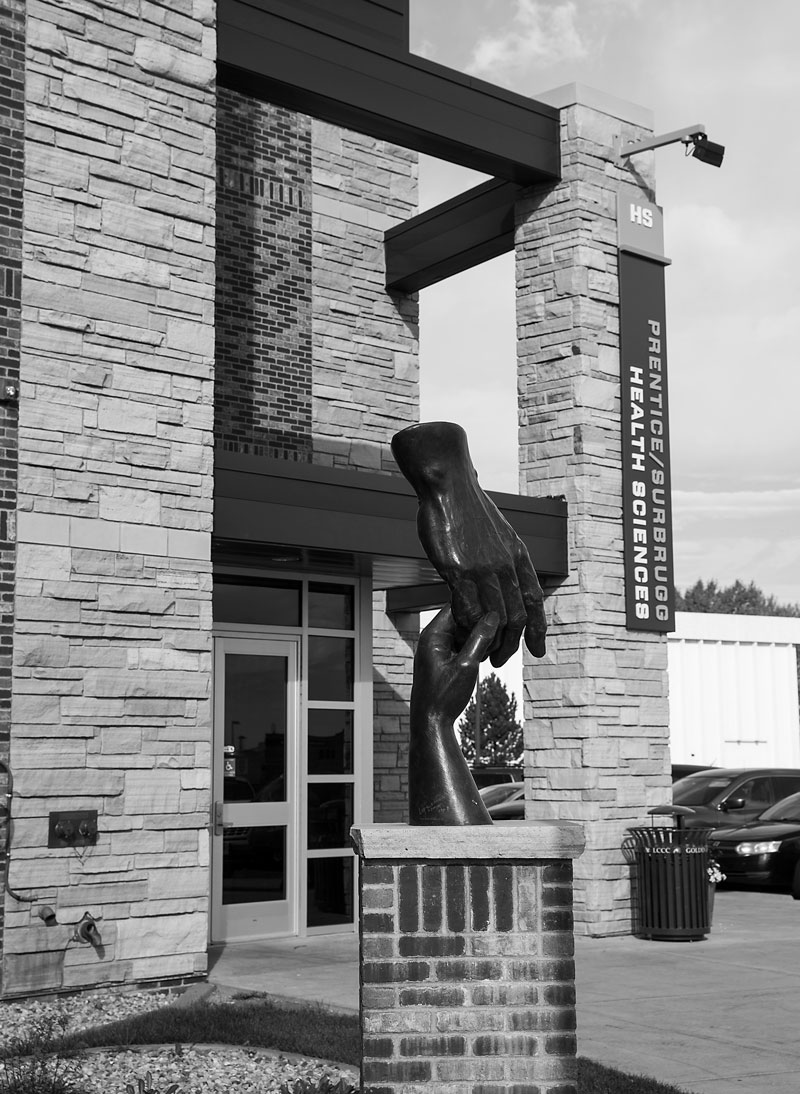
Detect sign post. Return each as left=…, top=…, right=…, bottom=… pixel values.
left=618, top=189, right=676, bottom=632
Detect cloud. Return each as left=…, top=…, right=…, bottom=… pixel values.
left=468, top=1, right=589, bottom=74
left=672, top=488, right=800, bottom=516
left=672, top=488, right=800, bottom=605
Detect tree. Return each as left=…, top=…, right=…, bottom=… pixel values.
left=676, top=579, right=800, bottom=617
left=457, top=673, right=523, bottom=767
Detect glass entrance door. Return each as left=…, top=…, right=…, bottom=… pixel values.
left=211, top=637, right=299, bottom=941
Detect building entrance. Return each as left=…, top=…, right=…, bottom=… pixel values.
left=212, top=636, right=299, bottom=940
left=211, top=573, right=365, bottom=942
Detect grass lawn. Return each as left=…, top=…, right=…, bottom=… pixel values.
left=54, top=996, right=693, bottom=1094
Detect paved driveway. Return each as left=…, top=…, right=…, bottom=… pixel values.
left=575, top=888, right=800, bottom=1093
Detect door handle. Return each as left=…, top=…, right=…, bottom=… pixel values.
left=213, top=801, right=224, bottom=837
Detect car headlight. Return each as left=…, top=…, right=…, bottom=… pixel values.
left=735, top=841, right=782, bottom=855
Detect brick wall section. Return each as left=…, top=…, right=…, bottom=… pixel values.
left=0, top=0, right=24, bottom=977
left=515, top=90, right=670, bottom=935
left=215, top=90, right=313, bottom=461
left=359, top=857, right=578, bottom=1093
left=311, top=119, right=419, bottom=474
left=3, top=0, right=216, bottom=995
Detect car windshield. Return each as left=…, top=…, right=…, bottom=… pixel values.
left=480, top=783, right=522, bottom=808
left=672, top=774, right=737, bottom=806
left=759, top=792, right=800, bottom=824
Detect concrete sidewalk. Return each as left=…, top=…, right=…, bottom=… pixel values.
left=208, top=888, right=800, bottom=1093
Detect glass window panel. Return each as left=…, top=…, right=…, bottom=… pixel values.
left=308, top=636, right=353, bottom=701
left=308, top=710, right=354, bottom=775
left=224, top=654, right=287, bottom=802
left=308, top=582, right=354, bottom=630
left=214, top=578, right=301, bottom=627
left=308, top=783, right=354, bottom=849
left=223, top=825, right=286, bottom=904
left=307, top=856, right=354, bottom=928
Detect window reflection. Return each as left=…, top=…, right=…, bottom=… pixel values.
left=223, top=826, right=286, bottom=904
left=224, top=654, right=287, bottom=802
left=214, top=578, right=301, bottom=627
left=308, top=582, right=354, bottom=630
left=308, top=710, right=353, bottom=775
left=307, top=857, right=354, bottom=927
left=308, top=783, right=353, bottom=848
left=308, top=636, right=353, bottom=701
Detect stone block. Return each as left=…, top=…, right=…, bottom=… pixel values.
left=115, top=910, right=207, bottom=960
left=124, top=769, right=181, bottom=814
left=96, top=397, right=156, bottom=443
left=134, top=39, right=215, bottom=89
left=99, top=485, right=161, bottom=524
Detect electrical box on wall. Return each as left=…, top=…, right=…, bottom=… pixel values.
left=48, top=810, right=98, bottom=848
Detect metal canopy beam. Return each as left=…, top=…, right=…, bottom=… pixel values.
left=385, top=178, right=532, bottom=293
left=217, top=0, right=560, bottom=186
left=214, top=452, right=569, bottom=587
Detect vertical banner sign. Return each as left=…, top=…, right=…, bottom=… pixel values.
left=618, top=191, right=676, bottom=632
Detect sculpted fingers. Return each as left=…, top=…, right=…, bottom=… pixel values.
left=450, top=578, right=485, bottom=640
left=516, top=549, right=547, bottom=658
left=459, top=611, right=500, bottom=669
left=490, top=581, right=527, bottom=667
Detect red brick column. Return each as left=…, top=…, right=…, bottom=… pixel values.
left=352, top=824, right=585, bottom=1094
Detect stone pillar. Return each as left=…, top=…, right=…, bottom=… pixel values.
left=515, top=85, right=671, bottom=936
left=0, top=0, right=24, bottom=983
left=352, top=822, right=585, bottom=1094
left=4, top=0, right=216, bottom=995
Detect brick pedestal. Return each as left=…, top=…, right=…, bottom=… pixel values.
left=352, top=823, right=585, bottom=1094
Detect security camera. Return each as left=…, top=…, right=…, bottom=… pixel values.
left=618, top=124, right=725, bottom=169
left=689, top=133, right=725, bottom=167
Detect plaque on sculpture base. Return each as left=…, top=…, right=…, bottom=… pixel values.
left=351, top=822, right=586, bottom=1094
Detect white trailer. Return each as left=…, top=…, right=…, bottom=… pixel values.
left=668, top=612, right=800, bottom=769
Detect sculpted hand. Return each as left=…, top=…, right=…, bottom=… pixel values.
left=392, top=422, right=546, bottom=666
left=413, top=607, right=498, bottom=725
left=408, top=607, right=497, bottom=826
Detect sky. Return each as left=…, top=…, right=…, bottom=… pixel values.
left=407, top=0, right=800, bottom=622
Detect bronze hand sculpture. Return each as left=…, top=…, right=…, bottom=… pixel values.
left=391, top=422, right=548, bottom=825
left=409, top=606, right=496, bottom=825
left=391, top=421, right=546, bottom=666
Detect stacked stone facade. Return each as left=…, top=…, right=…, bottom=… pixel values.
left=2, top=2, right=420, bottom=992
left=0, top=0, right=24, bottom=972
left=3, top=0, right=216, bottom=994
left=311, top=121, right=419, bottom=473
left=371, top=597, right=417, bottom=822
left=515, top=87, right=670, bottom=935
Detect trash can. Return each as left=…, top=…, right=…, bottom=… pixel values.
left=625, top=806, right=710, bottom=941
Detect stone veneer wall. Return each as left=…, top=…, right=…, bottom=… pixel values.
left=370, top=601, right=417, bottom=823
left=310, top=121, right=420, bottom=823
left=215, top=90, right=313, bottom=461
left=3, top=0, right=216, bottom=995
left=311, top=120, right=418, bottom=475
left=0, top=0, right=24, bottom=974
left=515, top=88, right=670, bottom=935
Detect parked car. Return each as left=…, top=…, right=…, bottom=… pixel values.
left=471, top=767, right=522, bottom=789
left=708, top=790, right=800, bottom=897
left=671, top=763, right=716, bottom=782
left=480, top=782, right=524, bottom=811
left=672, top=768, right=800, bottom=829
left=484, top=782, right=526, bottom=820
